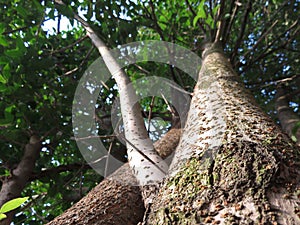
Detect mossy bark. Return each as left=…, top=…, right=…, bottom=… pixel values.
left=147, top=43, right=300, bottom=225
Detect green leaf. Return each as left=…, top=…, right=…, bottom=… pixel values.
left=0, top=84, right=7, bottom=92
left=0, top=197, right=29, bottom=214
left=206, top=14, right=215, bottom=28
left=224, top=13, right=231, bottom=19
left=16, top=5, right=28, bottom=18
left=0, top=104, right=16, bottom=126
left=197, top=1, right=206, bottom=18
left=5, top=48, right=22, bottom=58
left=192, top=0, right=206, bottom=27
left=0, top=64, right=11, bottom=83
left=193, top=14, right=201, bottom=27
left=0, top=213, right=7, bottom=221
left=0, top=36, right=9, bottom=47
left=0, top=75, right=7, bottom=84
left=0, top=56, right=9, bottom=65
left=0, top=23, right=5, bottom=34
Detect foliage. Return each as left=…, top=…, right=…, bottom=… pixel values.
left=0, top=197, right=28, bottom=221
left=0, top=0, right=299, bottom=224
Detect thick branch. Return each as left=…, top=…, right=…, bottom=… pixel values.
left=46, top=128, right=182, bottom=225
left=29, top=163, right=91, bottom=181
left=0, top=136, right=41, bottom=225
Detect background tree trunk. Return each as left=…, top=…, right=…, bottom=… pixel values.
left=146, top=43, right=300, bottom=225
left=0, top=136, right=41, bottom=225
left=275, top=86, right=300, bottom=146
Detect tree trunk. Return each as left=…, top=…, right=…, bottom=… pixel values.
left=46, top=128, right=182, bottom=225
left=275, top=86, right=300, bottom=146
left=146, top=43, right=300, bottom=225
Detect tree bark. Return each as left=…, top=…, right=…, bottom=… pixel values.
left=146, top=42, right=300, bottom=225
left=275, top=86, right=300, bottom=146
left=46, top=163, right=144, bottom=225
left=46, top=128, right=181, bottom=225
left=0, top=136, right=41, bottom=225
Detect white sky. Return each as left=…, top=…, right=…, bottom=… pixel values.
left=42, top=15, right=73, bottom=34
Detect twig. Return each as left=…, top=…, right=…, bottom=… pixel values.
left=147, top=96, right=156, bottom=135
left=242, top=20, right=278, bottom=60
left=248, top=74, right=300, bottom=89
left=104, top=138, right=115, bottom=177
left=117, top=133, right=167, bottom=174
left=243, top=20, right=299, bottom=72
left=49, top=35, right=89, bottom=55
left=72, top=134, right=117, bottom=141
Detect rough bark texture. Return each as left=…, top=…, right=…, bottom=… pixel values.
left=146, top=43, right=300, bottom=225
left=46, top=163, right=144, bottom=225
left=46, top=128, right=182, bottom=225
left=275, top=86, right=300, bottom=146
left=0, top=136, right=41, bottom=225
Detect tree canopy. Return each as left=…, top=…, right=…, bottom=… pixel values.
left=0, top=0, right=299, bottom=224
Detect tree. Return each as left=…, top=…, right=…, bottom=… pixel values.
left=275, top=84, right=300, bottom=146
left=0, top=0, right=299, bottom=224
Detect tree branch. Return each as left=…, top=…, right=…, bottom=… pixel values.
left=223, top=0, right=240, bottom=45
left=243, top=19, right=300, bottom=72
left=241, top=20, right=279, bottom=61
left=0, top=136, right=41, bottom=225
left=54, top=0, right=167, bottom=186
left=29, top=163, right=91, bottom=181
left=214, top=0, right=226, bottom=42
left=230, top=0, right=252, bottom=62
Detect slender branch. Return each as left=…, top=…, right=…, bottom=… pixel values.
left=147, top=1, right=182, bottom=85
left=214, top=0, right=226, bottom=42
left=117, top=134, right=167, bottom=175
left=243, top=20, right=299, bottom=72
left=230, top=0, right=252, bottom=62
left=147, top=96, right=156, bottom=135
left=29, top=163, right=91, bottom=181
left=223, top=0, right=239, bottom=45
left=248, top=74, right=300, bottom=89
left=140, top=2, right=152, bottom=19
left=49, top=35, right=89, bottom=55
left=242, top=20, right=279, bottom=60
left=2, top=26, right=28, bottom=35
left=63, top=45, right=94, bottom=76
left=54, top=0, right=167, bottom=185
left=249, top=1, right=289, bottom=39
left=104, top=139, right=114, bottom=177
left=148, top=0, right=166, bottom=41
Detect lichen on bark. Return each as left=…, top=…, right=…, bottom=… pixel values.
left=146, top=43, right=300, bottom=225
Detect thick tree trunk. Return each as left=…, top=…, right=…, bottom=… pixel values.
left=146, top=43, right=300, bottom=225
left=46, top=128, right=181, bottom=225
left=275, top=86, right=300, bottom=146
